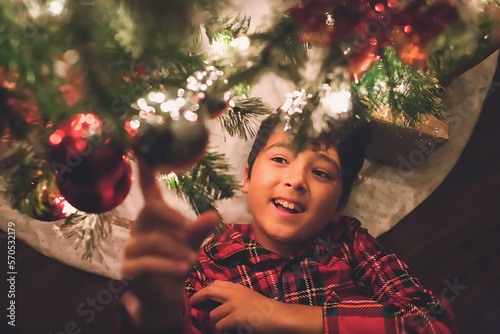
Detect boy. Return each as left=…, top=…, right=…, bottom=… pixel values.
left=120, top=114, right=456, bottom=333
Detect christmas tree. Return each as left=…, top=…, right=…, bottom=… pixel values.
left=1, top=0, right=499, bottom=259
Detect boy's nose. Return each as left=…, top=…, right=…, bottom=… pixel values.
left=285, top=181, right=306, bottom=192
left=283, top=165, right=308, bottom=193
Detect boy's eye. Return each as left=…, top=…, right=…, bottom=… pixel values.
left=271, top=157, right=287, bottom=164
left=313, top=170, right=332, bottom=179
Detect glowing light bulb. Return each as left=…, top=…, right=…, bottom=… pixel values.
left=184, top=110, right=198, bottom=122
left=374, top=3, right=385, bottom=12
left=48, top=0, right=65, bottom=15
left=176, top=98, right=186, bottom=107
left=160, top=100, right=178, bottom=112
left=325, top=12, right=334, bottom=26
left=49, top=130, right=65, bottom=145
left=148, top=92, right=157, bottom=101
left=137, top=98, right=148, bottom=110
left=130, top=119, right=141, bottom=130
left=229, top=36, right=250, bottom=51
left=322, top=90, right=352, bottom=116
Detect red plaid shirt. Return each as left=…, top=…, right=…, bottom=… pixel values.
left=120, top=216, right=456, bottom=333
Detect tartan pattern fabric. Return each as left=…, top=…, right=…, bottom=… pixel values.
left=185, top=216, right=457, bottom=333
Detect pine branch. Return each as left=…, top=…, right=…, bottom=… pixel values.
left=205, top=15, right=252, bottom=42
left=57, top=211, right=121, bottom=261
left=219, top=97, right=271, bottom=140
left=0, top=135, right=51, bottom=204
left=164, top=151, right=240, bottom=212
left=225, top=15, right=308, bottom=86
left=431, top=18, right=497, bottom=86
left=358, top=47, right=446, bottom=127
left=189, top=151, right=241, bottom=201
left=162, top=151, right=240, bottom=234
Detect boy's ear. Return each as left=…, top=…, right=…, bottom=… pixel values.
left=241, top=164, right=250, bottom=194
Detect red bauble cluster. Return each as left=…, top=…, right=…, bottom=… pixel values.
left=290, top=0, right=459, bottom=80
left=48, top=113, right=132, bottom=213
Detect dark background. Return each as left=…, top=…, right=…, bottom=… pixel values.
left=1, top=55, right=499, bottom=334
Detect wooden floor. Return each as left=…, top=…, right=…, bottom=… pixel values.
left=1, top=57, right=500, bottom=334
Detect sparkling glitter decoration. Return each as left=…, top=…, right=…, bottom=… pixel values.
left=187, top=66, right=232, bottom=118
left=279, top=67, right=354, bottom=142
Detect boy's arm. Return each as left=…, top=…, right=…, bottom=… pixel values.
left=118, top=159, right=218, bottom=333
left=321, top=222, right=457, bottom=334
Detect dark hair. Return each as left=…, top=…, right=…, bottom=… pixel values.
left=246, top=113, right=370, bottom=205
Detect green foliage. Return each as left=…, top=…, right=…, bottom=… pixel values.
left=163, top=151, right=240, bottom=234
left=58, top=212, right=114, bottom=261
left=357, top=48, right=446, bottom=127
left=220, top=97, right=271, bottom=140
left=163, top=151, right=240, bottom=215
left=1, top=0, right=499, bottom=258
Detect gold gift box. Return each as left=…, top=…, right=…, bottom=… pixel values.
left=366, top=109, right=449, bottom=168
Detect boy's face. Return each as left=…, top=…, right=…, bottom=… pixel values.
left=242, top=130, right=345, bottom=257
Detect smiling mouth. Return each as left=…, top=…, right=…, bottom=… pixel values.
left=272, top=199, right=305, bottom=214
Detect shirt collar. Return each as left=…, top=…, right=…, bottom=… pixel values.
left=204, top=217, right=350, bottom=267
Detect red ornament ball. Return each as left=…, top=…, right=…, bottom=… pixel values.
left=48, top=113, right=132, bottom=213
left=196, top=91, right=229, bottom=119
left=56, top=158, right=132, bottom=213
left=132, top=111, right=209, bottom=174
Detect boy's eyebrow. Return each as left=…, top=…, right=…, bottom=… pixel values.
left=266, top=141, right=341, bottom=173
left=265, top=141, right=292, bottom=151
left=318, top=153, right=341, bottom=173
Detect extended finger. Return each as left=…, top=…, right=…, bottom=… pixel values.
left=125, top=233, right=198, bottom=264
left=137, top=157, right=164, bottom=204
left=209, top=302, right=232, bottom=331
left=186, top=211, right=220, bottom=250
left=214, top=313, right=242, bottom=334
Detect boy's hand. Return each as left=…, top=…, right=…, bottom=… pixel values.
left=190, top=280, right=279, bottom=333
left=121, top=159, right=219, bottom=329
left=190, top=280, right=324, bottom=334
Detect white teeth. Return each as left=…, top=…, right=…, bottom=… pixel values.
left=274, top=199, right=303, bottom=213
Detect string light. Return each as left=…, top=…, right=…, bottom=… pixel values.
left=280, top=89, right=310, bottom=115
left=321, top=90, right=351, bottom=118
left=160, top=100, right=178, bottom=113
left=48, top=0, right=66, bottom=15
left=183, top=110, right=199, bottom=122
left=129, top=119, right=140, bottom=130
left=159, top=172, right=178, bottom=182
left=229, top=36, right=250, bottom=51
left=212, top=34, right=251, bottom=56
left=325, top=12, right=334, bottom=26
